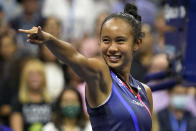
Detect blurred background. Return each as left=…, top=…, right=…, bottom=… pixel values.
left=0, top=0, right=195, bottom=131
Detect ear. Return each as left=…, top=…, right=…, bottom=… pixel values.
left=133, top=39, right=142, bottom=51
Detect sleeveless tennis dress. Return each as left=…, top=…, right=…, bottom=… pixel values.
left=86, top=70, right=152, bottom=131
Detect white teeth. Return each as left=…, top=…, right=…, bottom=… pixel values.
left=109, top=56, right=120, bottom=58
left=108, top=55, right=121, bottom=59
left=110, top=56, right=117, bottom=59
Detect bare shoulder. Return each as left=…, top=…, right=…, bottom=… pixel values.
left=72, top=56, right=109, bottom=81
left=141, top=83, right=153, bottom=113
left=87, top=57, right=111, bottom=80
left=141, top=83, right=152, bottom=95
left=87, top=57, right=107, bottom=71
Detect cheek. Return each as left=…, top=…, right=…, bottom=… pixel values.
left=120, top=46, right=134, bottom=61
left=120, top=44, right=132, bottom=54
left=100, top=43, right=108, bottom=54
left=27, top=73, right=44, bottom=85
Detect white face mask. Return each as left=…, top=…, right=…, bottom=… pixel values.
left=171, top=95, right=188, bottom=110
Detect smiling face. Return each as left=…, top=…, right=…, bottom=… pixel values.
left=27, top=70, right=44, bottom=91
left=100, top=18, right=139, bottom=71
left=21, top=59, right=46, bottom=93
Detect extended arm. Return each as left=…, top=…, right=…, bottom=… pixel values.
left=19, top=26, right=103, bottom=80
left=19, top=26, right=112, bottom=107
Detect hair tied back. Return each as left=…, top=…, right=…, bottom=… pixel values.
left=124, top=3, right=141, bottom=22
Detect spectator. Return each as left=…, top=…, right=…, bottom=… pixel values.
left=131, top=23, right=154, bottom=82
left=43, top=16, right=62, bottom=39
left=42, top=0, right=96, bottom=43
left=153, top=10, right=175, bottom=57
left=148, top=54, right=170, bottom=112
left=9, top=0, right=45, bottom=56
left=0, top=32, right=21, bottom=126
left=78, top=11, right=108, bottom=58
left=43, top=87, right=92, bottom=131
left=10, top=59, right=51, bottom=131
left=157, top=84, right=196, bottom=131
left=0, top=5, right=15, bottom=36
left=148, top=53, right=168, bottom=73
left=0, top=0, right=22, bottom=22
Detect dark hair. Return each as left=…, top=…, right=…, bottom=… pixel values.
left=52, top=87, right=87, bottom=130
left=100, top=3, right=144, bottom=43
left=0, top=32, right=17, bottom=60
left=0, top=32, right=17, bottom=46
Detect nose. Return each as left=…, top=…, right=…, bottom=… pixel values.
left=108, top=42, right=118, bottom=54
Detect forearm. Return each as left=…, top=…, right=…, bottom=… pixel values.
left=20, top=26, right=105, bottom=80
left=19, top=26, right=95, bottom=77
left=45, top=35, right=81, bottom=66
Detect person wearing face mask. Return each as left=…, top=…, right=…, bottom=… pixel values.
left=43, top=87, right=92, bottom=131
left=157, top=84, right=196, bottom=131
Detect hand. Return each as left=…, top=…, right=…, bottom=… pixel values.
left=18, top=26, right=51, bottom=45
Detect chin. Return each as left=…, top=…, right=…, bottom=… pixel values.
left=104, top=57, right=124, bottom=69
left=107, top=62, right=123, bottom=70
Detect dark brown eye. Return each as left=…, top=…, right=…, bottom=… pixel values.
left=102, top=38, right=110, bottom=44
left=116, top=37, right=126, bottom=43
left=116, top=39, right=124, bottom=42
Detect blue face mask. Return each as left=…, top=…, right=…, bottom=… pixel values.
left=171, top=95, right=188, bottom=110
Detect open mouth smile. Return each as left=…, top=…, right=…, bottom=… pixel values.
left=107, top=55, right=121, bottom=62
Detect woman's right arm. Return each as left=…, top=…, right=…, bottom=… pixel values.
left=19, top=26, right=112, bottom=107
left=19, top=26, right=103, bottom=80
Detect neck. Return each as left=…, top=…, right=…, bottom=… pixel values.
left=175, top=110, right=184, bottom=121
left=170, top=106, right=184, bottom=121
left=140, top=52, right=153, bottom=66
left=113, top=68, right=130, bottom=83
left=25, top=12, right=34, bottom=21
left=29, top=91, right=43, bottom=103
left=63, top=118, right=77, bottom=128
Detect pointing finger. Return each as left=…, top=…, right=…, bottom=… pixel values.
left=18, top=29, right=32, bottom=34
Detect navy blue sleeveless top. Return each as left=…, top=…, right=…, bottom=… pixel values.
left=86, top=70, right=152, bottom=131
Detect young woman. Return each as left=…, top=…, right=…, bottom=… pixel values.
left=43, top=87, right=92, bottom=131
left=10, top=59, right=52, bottom=131
left=19, top=3, right=153, bottom=131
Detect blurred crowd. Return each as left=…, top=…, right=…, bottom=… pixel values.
left=0, top=0, right=195, bottom=131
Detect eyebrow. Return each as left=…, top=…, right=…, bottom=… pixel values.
left=101, top=36, right=110, bottom=39
left=115, top=36, right=126, bottom=39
